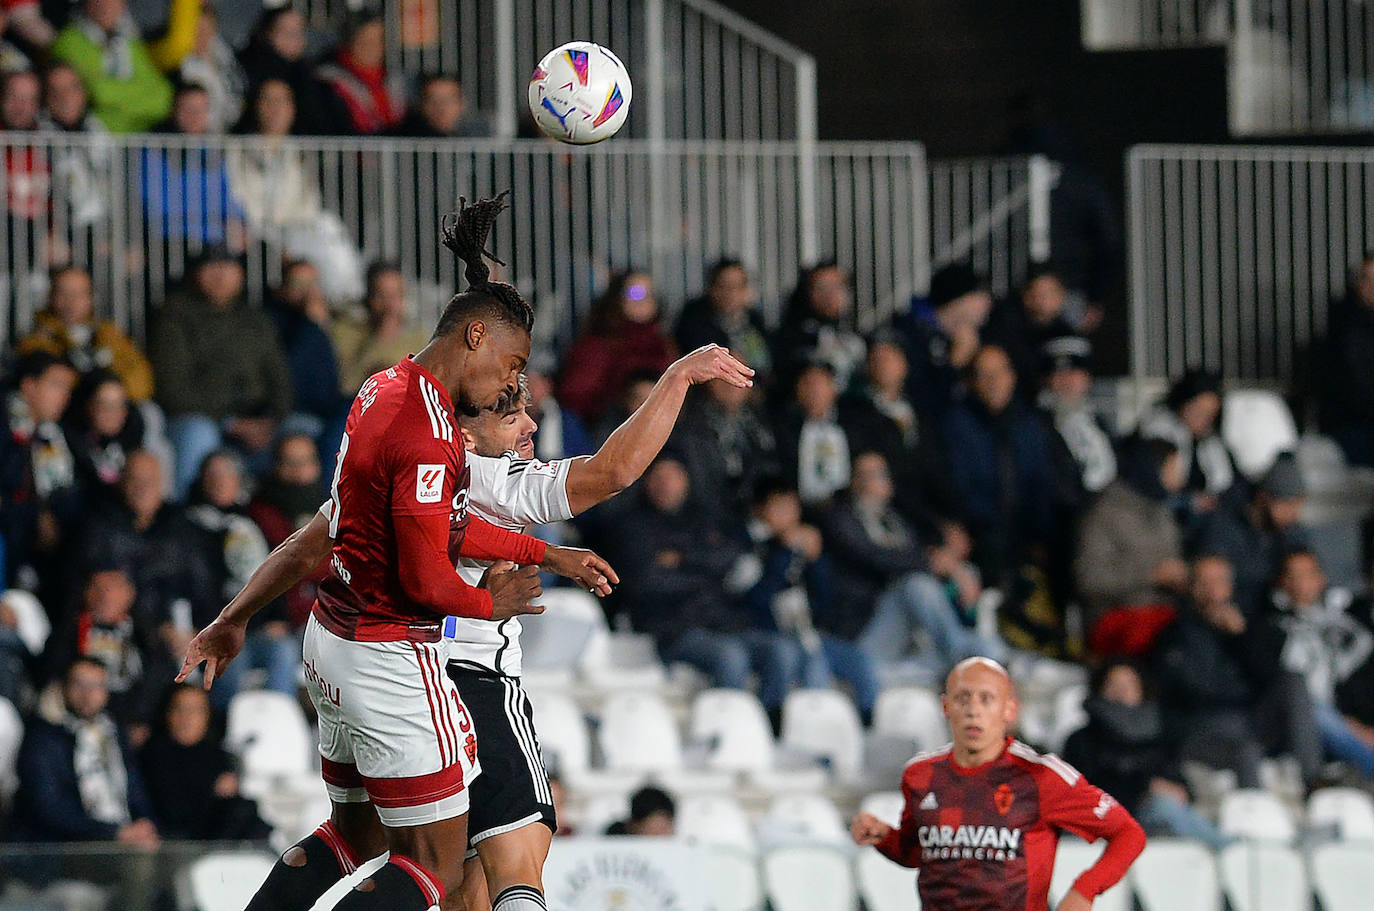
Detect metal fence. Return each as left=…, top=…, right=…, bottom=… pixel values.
left=1079, top=0, right=1232, bottom=50
left=0, top=133, right=1056, bottom=352
left=1127, top=144, right=1374, bottom=385
left=298, top=0, right=817, bottom=142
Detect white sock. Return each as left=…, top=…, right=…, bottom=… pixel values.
left=493, top=884, right=547, bottom=910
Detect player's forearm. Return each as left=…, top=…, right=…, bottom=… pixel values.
left=1071, top=816, right=1146, bottom=898
left=219, top=512, right=332, bottom=626
left=566, top=366, right=692, bottom=514
left=458, top=515, right=548, bottom=566
left=396, top=514, right=496, bottom=620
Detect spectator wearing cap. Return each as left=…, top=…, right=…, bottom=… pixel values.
left=1, top=352, right=80, bottom=590
left=1074, top=437, right=1188, bottom=657
left=1038, top=335, right=1116, bottom=496
left=983, top=262, right=1079, bottom=385
left=49, top=0, right=173, bottom=133
left=675, top=259, right=773, bottom=385
left=150, top=245, right=291, bottom=499
left=1320, top=253, right=1374, bottom=467
left=1138, top=369, right=1240, bottom=519
left=942, top=344, right=1060, bottom=593
left=772, top=261, right=866, bottom=396
left=393, top=73, right=491, bottom=138
left=899, top=262, right=992, bottom=422
left=17, top=265, right=154, bottom=402
left=1197, top=452, right=1309, bottom=616
left=773, top=361, right=855, bottom=511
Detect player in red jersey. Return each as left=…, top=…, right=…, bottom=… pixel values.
left=181, top=195, right=618, bottom=911
left=851, top=658, right=1146, bottom=911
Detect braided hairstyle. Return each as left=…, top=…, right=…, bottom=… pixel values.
left=434, top=191, right=535, bottom=339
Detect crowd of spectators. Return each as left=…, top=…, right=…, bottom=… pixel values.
left=1, top=0, right=1374, bottom=864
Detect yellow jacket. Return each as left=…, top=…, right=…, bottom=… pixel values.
left=18, top=311, right=155, bottom=401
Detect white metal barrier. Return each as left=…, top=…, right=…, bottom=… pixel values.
left=298, top=0, right=818, bottom=143
left=1079, top=0, right=1374, bottom=135
left=0, top=133, right=1051, bottom=350
left=1127, top=143, right=1374, bottom=385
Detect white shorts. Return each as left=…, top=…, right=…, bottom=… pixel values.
left=303, top=614, right=482, bottom=827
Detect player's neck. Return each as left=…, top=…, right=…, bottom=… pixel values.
left=952, top=736, right=1007, bottom=769
left=412, top=338, right=463, bottom=404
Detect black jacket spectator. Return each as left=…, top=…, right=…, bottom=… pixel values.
left=675, top=260, right=773, bottom=384
left=821, top=489, right=929, bottom=640
left=670, top=381, right=779, bottom=527
left=773, top=363, right=856, bottom=511
left=772, top=262, right=866, bottom=396
left=1320, top=254, right=1374, bottom=467
left=62, top=370, right=150, bottom=502
left=982, top=264, right=1078, bottom=386
left=896, top=263, right=992, bottom=422
left=1063, top=692, right=1180, bottom=815
left=269, top=259, right=346, bottom=429
left=237, top=7, right=325, bottom=134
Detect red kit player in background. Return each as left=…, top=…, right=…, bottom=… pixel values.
left=851, top=658, right=1146, bottom=911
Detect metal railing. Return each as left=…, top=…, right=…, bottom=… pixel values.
left=1079, top=0, right=1374, bottom=135
left=1127, top=143, right=1374, bottom=386
left=298, top=0, right=818, bottom=143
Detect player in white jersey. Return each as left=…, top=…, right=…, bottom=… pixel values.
left=179, top=343, right=753, bottom=911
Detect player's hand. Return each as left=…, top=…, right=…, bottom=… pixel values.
left=175, top=617, right=247, bottom=690
left=481, top=561, right=545, bottom=620
left=669, top=344, right=755, bottom=389
left=1057, top=888, right=1093, bottom=911
left=541, top=546, right=620, bottom=597
left=850, top=811, right=893, bottom=847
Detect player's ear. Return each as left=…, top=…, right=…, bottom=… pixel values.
left=464, top=319, right=487, bottom=351
left=941, top=693, right=951, bottom=720
left=1003, top=696, right=1019, bottom=726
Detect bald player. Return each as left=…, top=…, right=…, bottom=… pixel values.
left=851, top=658, right=1145, bottom=911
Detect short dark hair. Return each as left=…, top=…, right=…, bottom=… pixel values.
left=434, top=193, right=534, bottom=338
left=365, top=260, right=402, bottom=296
left=417, top=73, right=462, bottom=97
left=706, top=257, right=746, bottom=287
left=173, top=80, right=210, bottom=100
left=752, top=475, right=797, bottom=507
left=629, top=786, right=675, bottom=823
left=1024, top=260, right=1065, bottom=286
left=15, top=350, right=75, bottom=384
left=66, top=655, right=108, bottom=680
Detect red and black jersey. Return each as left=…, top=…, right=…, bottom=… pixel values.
left=314, top=357, right=471, bottom=642
left=878, top=737, right=1145, bottom=911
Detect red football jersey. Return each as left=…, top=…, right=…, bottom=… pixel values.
left=877, top=737, right=1145, bottom=911
left=314, top=357, right=472, bottom=642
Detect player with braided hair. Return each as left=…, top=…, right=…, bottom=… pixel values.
left=182, top=193, right=620, bottom=911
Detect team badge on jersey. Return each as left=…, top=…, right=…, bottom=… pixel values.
left=416, top=464, right=446, bottom=503
left=994, top=782, right=1015, bottom=815
left=920, top=792, right=939, bottom=810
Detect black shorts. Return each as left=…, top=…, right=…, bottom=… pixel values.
left=447, top=668, right=557, bottom=849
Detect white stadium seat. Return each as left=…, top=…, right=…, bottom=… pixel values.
left=224, top=690, right=313, bottom=795
left=1128, top=838, right=1221, bottom=911
left=871, top=687, right=947, bottom=752
left=762, top=846, right=858, bottom=911
left=859, top=791, right=905, bottom=828
left=1218, top=842, right=1311, bottom=911
left=581, top=631, right=667, bottom=691
left=1049, top=837, right=1131, bottom=911
left=1222, top=389, right=1298, bottom=481
left=1045, top=684, right=1089, bottom=754
left=690, top=689, right=775, bottom=772
left=1310, top=842, right=1374, bottom=911
left=1218, top=788, right=1297, bottom=843
left=524, top=691, right=590, bottom=778
left=576, top=792, right=632, bottom=837
left=703, top=845, right=765, bottom=911
left=676, top=794, right=757, bottom=853
left=762, top=793, right=848, bottom=846
left=856, top=851, right=920, bottom=911
left=781, top=689, right=865, bottom=782
left=518, top=588, right=608, bottom=673
left=1307, top=787, right=1374, bottom=841
left=597, top=691, right=683, bottom=771
left=182, top=851, right=277, bottom=911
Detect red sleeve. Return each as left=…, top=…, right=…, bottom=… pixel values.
left=1039, top=762, right=1146, bottom=898
left=875, top=766, right=924, bottom=868
left=457, top=515, right=548, bottom=566
left=393, top=513, right=494, bottom=620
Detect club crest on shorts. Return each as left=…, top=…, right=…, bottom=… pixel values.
left=416, top=464, right=445, bottom=503
left=995, top=782, right=1015, bottom=815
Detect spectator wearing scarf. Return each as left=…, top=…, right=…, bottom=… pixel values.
left=50, top=0, right=173, bottom=133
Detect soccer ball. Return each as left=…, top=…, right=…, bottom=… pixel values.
left=528, top=41, right=632, bottom=144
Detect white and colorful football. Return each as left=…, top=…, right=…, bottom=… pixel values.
left=528, top=41, right=632, bottom=144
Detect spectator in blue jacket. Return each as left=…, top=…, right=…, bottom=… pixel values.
left=740, top=478, right=879, bottom=721
left=942, top=344, right=1059, bottom=591
left=141, top=82, right=244, bottom=247
left=269, top=258, right=348, bottom=456
left=14, top=657, right=160, bottom=846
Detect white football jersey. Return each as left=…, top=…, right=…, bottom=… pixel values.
left=317, top=450, right=578, bottom=676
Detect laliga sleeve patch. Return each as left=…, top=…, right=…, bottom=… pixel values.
left=416, top=464, right=446, bottom=503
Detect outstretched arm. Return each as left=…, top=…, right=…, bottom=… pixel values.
left=176, top=510, right=333, bottom=687
left=564, top=344, right=754, bottom=514
left=458, top=515, right=620, bottom=596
